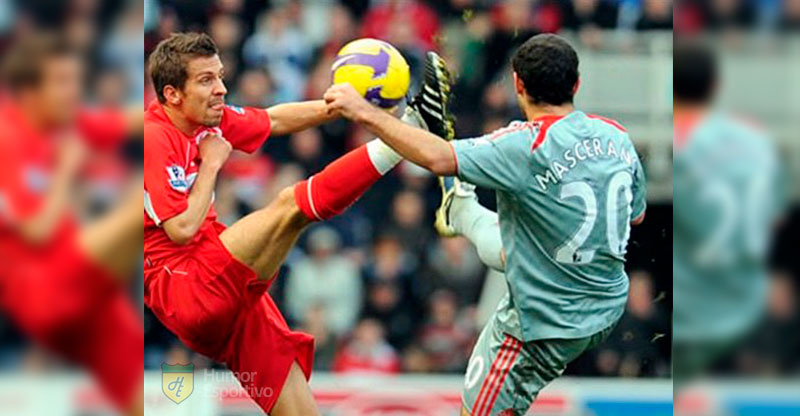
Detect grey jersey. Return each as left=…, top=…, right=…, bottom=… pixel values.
left=673, top=112, right=783, bottom=341
left=452, top=111, right=646, bottom=341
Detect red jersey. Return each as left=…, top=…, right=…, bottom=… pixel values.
left=0, top=103, right=129, bottom=265
left=143, top=100, right=271, bottom=263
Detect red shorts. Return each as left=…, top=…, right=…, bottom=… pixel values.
left=0, top=233, right=143, bottom=409
left=144, top=222, right=314, bottom=413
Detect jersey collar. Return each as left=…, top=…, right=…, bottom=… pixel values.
left=674, top=111, right=704, bottom=150
left=146, top=99, right=211, bottom=140
left=530, top=112, right=571, bottom=124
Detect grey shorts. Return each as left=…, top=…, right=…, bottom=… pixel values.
left=462, top=315, right=615, bottom=416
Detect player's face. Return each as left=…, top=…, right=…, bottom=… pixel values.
left=181, top=55, right=227, bottom=127
left=36, top=56, right=83, bottom=127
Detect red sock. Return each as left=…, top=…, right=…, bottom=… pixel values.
left=294, top=145, right=383, bottom=221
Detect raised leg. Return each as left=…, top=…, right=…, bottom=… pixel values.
left=270, top=362, right=320, bottom=416
left=450, top=193, right=505, bottom=271
left=125, top=388, right=143, bottom=416
left=220, top=135, right=406, bottom=280
left=438, top=178, right=506, bottom=272
left=77, top=179, right=144, bottom=281
left=219, top=186, right=310, bottom=280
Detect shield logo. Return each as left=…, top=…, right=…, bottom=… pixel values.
left=162, top=363, right=194, bottom=404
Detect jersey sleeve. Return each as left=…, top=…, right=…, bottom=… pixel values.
left=218, top=105, right=271, bottom=154
left=631, top=153, right=647, bottom=220
left=451, top=125, right=532, bottom=192
left=143, top=126, right=188, bottom=226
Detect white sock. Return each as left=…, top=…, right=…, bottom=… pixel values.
left=365, top=111, right=421, bottom=175
left=450, top=195, right=505, bottom=272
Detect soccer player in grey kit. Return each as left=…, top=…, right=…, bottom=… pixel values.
left=672, top=41, right=784, bottom=388
left=325, top=34, right=646, bottom=416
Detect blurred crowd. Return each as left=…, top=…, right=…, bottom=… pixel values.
left=142, top=0, right=673, bottom=379
left=676, top=0, right=800, bottom=34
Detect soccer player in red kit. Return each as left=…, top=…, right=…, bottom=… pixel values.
left=0, top=35, right=144, bottom=414
left=143, top=33, right=453, bottom=414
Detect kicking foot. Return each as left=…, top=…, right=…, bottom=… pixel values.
left=435, top=176, right=476, bottom=237
left=405, top=51, right=455, bottom=140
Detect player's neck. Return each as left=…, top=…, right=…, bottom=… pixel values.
left=673, top=102, right=709, bottom=121
left=162, top=104, right=200, bottom=137
left=522, top=102, right=574, bottom=122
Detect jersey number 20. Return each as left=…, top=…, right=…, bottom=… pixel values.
left=555, top=171, right=633, bottom=264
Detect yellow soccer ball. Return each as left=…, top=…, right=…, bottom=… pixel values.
left=331, top=38, right=410, bottom=109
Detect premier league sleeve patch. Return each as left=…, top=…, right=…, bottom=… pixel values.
left=226, top=104, right=245, bottom=115
left=166, top=165, right=188, bottom=192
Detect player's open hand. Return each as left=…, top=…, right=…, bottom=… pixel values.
left=324, top=83, right=373, bottom=122
left=198, top=132, right=232, bottom=170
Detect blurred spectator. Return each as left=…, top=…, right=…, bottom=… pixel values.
left=562, top=0, right=619, bottom=48
left=360, top=0, right=440, bottom=51
left=674, top=0, right=789, bottom=34
left=362, top=279, right=417, bottom=349
left=780, top=0, right=800, bottom=31
left=289, top=128, right=330, bottom=175
left=243, top=6, right=312, bottom=102
left=705, top=0, right=756, bottom=30
left=217, top=152, right=275, bottom=220
left=327, top=4, right=358, bottom=48
left=286, top=226, right=362, bottom=336
left=732, top=273, right=800, bottom=375
left=422, top=237, right=485, bottom=304
left=564, top=0, right=619, bottom=30
left=93, top=68, right=130, bottom=106
left=333, top=318, right=401, bottom=374
left=262, top=163, right=305, bottom=207
left=361, top=233, right=419, bottom=349
left=401, top=343, right=433, bottom=372
left=101, top=3, right=145, bottom=104
left=230, top=68, right=274, bottom=108
left=577, top=270, right=670, bottom=377
left=416, top=290, right=473, bottom=373
left=302, top=305, right=338, bottom=371
left=209, top=13, right=244, bottom=84
left=397, top=161, right=434, bottom=192
left=209, top=13, right=243, bottom=52
left=636, top=0, right=673, bottom=30
left=382, top=190, right=432, bottom=255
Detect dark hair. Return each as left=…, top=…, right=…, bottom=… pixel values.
left=1, top=33, right=79, bottom=92
left=674, top=40, right=717, bottom=104
left=511, top=34, right=579, bottom=106
left=148, top=33, right=219, bottom=103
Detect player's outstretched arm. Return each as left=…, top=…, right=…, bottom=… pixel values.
left=162, top=134, right=230, bottom=245
left=324, top=84, right=456, bottom=176
left=266, top=100, right=338, bottom=136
